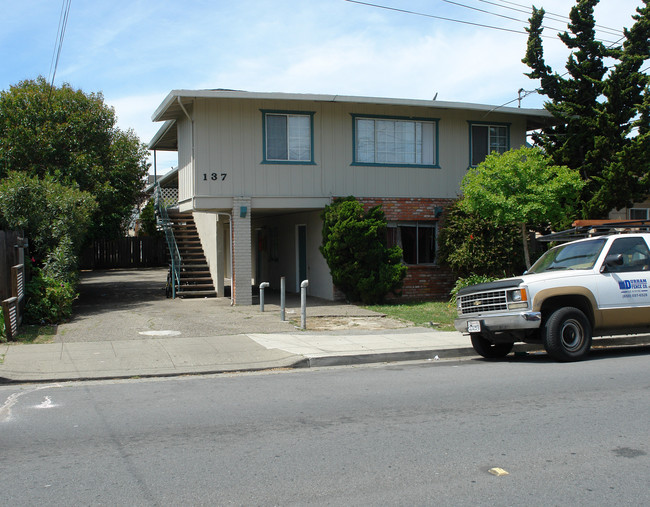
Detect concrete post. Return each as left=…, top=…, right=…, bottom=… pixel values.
left=259, top=282, right=269, bottom=312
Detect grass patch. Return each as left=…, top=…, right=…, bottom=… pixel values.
left=11, top=325, right=57, bottom=344
left=364, top=300, right=457, bottom=331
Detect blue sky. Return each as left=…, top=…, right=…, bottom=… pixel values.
left=1, top=0, right=645, bottom=172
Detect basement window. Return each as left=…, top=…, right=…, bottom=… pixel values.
left=387, top=222, right=438, bottom=265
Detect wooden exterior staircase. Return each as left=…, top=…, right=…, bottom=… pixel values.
left=167, top=211, right=217, bottom=298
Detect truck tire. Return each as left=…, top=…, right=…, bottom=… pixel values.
left=471, top=334, right=514, bottom=359
left=543, top=307, right=592, bottom=362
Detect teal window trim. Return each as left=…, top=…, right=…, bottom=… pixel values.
left=351, top=113, right=440, bottom=168
left=261, top=109, right=316, bottom=165
left=467, top=121, right=511, bottom=168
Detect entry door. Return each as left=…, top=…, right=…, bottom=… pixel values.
left=296, top=225, right=307, bottom=291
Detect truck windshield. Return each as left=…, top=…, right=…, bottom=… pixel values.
left=528, top=238, right=607, bottom=273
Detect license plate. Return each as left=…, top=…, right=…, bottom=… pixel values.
left=467, top=321, right=481, bottom=333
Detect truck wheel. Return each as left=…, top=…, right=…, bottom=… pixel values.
left=543, top=307, right=592, bottom=362
left=471, top=334, right=514, bottom=359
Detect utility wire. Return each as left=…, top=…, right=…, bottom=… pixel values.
left=346, top=0, right=532, bottom=36
left=437, top=0, right=620, bottom=45
left=48, top=0, right=72, bottom=96
left=479, top=0, right=624, bottom=37
left=346, top=0, right=622, bottom=44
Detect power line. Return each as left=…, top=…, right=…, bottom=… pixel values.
left=346, top=0, right=623, bottom=45
left=437, top=0, right=621, bottom=45
left=345, top=0, right=531, bottom=36
left=480, top=0, right=624, bottom=37
left=48, top=0, right=72, bottom=92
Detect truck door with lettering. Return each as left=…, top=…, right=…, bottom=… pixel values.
left=596, top=236, right=650, bottom=327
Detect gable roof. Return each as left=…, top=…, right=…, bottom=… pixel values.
left=149, top=89, right=553, bottom=150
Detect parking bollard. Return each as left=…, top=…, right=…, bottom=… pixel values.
left=259, top=281, right=269, bottom=312
left=300, top=279, right=309, bottom=330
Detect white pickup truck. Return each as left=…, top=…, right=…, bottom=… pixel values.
left=454, top=233, right=650, bottom=361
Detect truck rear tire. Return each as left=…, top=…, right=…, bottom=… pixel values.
left=471, top=334, right=514, bottom=359
left=543, top=307, right=592, bottom=362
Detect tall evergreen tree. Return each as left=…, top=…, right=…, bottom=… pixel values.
left=523, top=0, right=650, bottom=218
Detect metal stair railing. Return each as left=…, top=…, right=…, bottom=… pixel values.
left=153, top=182, right=181, bottom=298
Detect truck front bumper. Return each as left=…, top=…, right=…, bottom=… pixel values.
left=454, top=311, right=542, bottom=334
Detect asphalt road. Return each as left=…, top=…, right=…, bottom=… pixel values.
left=1, top=347, right=649, bottom=506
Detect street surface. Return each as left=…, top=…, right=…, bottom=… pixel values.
left=1, top=347, right=649, bottom=506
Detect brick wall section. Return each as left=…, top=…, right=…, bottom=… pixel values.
left=232, top=197, right=252, bottom=306
left=355, top=197, right=456, bottom=221
left=334, top=197, right=457, bottom=301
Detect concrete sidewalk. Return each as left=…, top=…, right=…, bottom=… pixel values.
left=0, top=268, right=480, bottom=382
left=0, top=328, right=476, bottom=383
left=1, top=268, right=649, bottom=383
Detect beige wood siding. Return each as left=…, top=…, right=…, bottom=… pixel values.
left=187, top=97, right=533, bottom=204
left=177, top=116, right=194, bottom=204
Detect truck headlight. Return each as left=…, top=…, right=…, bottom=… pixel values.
left=507, top=288, right=529, bottom=309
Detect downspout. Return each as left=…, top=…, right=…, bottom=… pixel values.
left=217, top=213, right=234, bottom=306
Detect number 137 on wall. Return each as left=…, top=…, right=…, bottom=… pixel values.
left=203, top=173, right=227, bottom=181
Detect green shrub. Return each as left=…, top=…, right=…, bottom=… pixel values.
left=449, top=274, right=499, bottom=305
left=24, top=268, right=78, bottom=325
left=320, top=197, right=407, bottom=304
left=438, top=199, right=526, bottom=278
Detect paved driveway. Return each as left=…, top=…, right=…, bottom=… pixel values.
left=55, top=268, right=398, bottom=343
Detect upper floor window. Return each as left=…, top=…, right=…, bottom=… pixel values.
left=469, top=122, right=509, bottom=166
left=262, top=110, right=314, bottom=164
left=352, top=115, right=438, bottom=167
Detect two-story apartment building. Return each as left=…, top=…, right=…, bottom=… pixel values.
left=149, top=90, right=552, bottom=305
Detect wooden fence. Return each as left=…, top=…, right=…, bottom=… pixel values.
left=0, top=230, right=25, bottom=301
left=80, top=237, right=167, bottom=269
left=1, top=231, right=27, bottom=340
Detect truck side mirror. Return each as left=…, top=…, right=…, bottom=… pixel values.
left=600, top=254, right=624, bottom=273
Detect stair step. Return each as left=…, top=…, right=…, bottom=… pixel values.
left=177, top=290, right=217, bottom=298
left=179, top=283, right=215, bottom=290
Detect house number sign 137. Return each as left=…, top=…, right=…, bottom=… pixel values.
left=203, top=173, right=228, bottom=181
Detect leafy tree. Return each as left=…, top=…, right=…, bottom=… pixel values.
left=320, top=197, right=407, bottom=304
left=0, top=77, right=149, bottom=239
left=522, top=0, right=650, bottom=218
left=0, top=172, right=97, bottom=326
left=459, top=147, right=584, bottom=268
left=0, top=171, right=97, bottom=273
left=437, top=200, right=527, bottom=278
